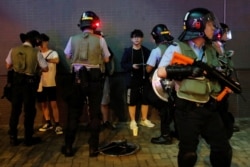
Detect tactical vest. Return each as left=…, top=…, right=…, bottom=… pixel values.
left=71, top=32, right=103, bottom=70
left=11, top=45, right=39, bottom=75
left=177, top=42, right=222, bottom=103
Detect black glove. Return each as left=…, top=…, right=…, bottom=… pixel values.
left=166, top=64, right=203, bottom=80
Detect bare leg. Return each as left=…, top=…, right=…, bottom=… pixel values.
left=101, top=104, right=109, bottom=123
left=50, top=100, right=59, bottom=123
left=128, top=105, right=136, bottom=121
left=38, top=101, right=53, bottom=132
left=140, top=104, right=155, bottom=128
left=101, top=104, right=115, bottom=130
left=41, top=101, right=50, bottom=121
left=141, top=104, right=149, bottom=121
left=129, top=105, right=137, bottom=130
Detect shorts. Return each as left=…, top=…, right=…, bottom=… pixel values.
left=126, top=85, right=149, bottom=106
left=37, top=86, right=57, bottom=102
left=101, top=77, right=110, bottom=105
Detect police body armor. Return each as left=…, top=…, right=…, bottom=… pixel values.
left=11, top=45, right=39, bottom=75
left=177, top=42, right=222, bottom=103
left=11, top=45, right=40, bottom=89
left=70, top=32, right=104, bottom=84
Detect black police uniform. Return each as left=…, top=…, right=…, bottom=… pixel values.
left=7, top=30, right=47, bottom=146
left=63, top=32, right=107, bottom=157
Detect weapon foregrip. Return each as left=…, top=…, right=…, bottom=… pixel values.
left=197, top=62, right=242, bottom=94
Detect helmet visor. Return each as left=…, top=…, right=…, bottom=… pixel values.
left=225, top=30, right=232, bottom=40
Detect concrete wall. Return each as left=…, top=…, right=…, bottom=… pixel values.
left=0, top=0, right=250, bottom=74
left=0, top=0, right=250, bottom=125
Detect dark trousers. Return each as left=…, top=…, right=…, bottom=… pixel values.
left=147, top=86, right=173, bottom=135
left=9, top=73, right=38, bottom=139
left=175, top=98, right=232, bottom=167
left=217, top=97, right=235, bottom=139
left=64, top=71, right=104, bottom=149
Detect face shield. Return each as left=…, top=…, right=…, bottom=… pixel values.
left=213, top=25, right=232, bottom=42
left=225, top=30, right=232, bottom=40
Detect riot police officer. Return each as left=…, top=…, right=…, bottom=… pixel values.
left=62, top=11, right=110, bottom=157
left=5, top=30, right=48, bottom=146
left=146, top=24, right=176, bottom=144
left=158, top=8, right=234, bottom=167
left=213, top=23, right=240, bottom=137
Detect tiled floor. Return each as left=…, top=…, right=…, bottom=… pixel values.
left=0, top=118, right=249, bottom=167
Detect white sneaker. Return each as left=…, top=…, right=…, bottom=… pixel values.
left=140, top=119, right=155, bottom=128
left=130, top=121, right=138, bottom=130
left=39, top=123, right=53, bottom=132
left=55, top=126, right=63, bottom=135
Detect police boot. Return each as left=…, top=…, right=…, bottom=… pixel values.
left=61, top=145, right=74, bottom=157
left=89, top=146, right=99, bottom=157
left=151, top=134, right=173, bottom=145
left=10, top=136, right=19, bottom=146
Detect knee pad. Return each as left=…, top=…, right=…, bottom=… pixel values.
left=178, top=151, right=197, bottom=167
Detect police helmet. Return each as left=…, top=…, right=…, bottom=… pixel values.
left=78, top=11, right=100, bottom=31
left=151, top=24, right=174, bottom=44
left=213, top=23, right=232, bottom=42
left=178, top=8, right=220, bottom=41
left=220, top=23, right=232, bottom=41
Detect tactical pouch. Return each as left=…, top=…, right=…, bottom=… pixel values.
left=179, top=78, right=208, bottom=95
left=73, top=66, right=89, bottom=87
left=177, top=78, right=210, bottom=103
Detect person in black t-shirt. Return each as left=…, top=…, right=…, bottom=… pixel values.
left=121, top=29, right=155, bottom=135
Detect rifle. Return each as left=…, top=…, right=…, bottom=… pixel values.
left=171, top=52, right=242, bottom=101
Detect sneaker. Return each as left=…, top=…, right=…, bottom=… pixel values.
left=130, top=120, right=138, bottom=130
left=39, top=123, right=53, bottom=132
left=140, top=119, right=155, bottom=128
left=55, top=126, right=63, bottom=135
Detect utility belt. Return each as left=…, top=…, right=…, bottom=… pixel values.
left=71, top=64, right=104, bottom=85
left=175, top=97, right=218, bottom=112
left=13, top=72, right=40, bottom=84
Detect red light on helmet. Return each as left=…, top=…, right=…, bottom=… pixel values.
left=94, top=22, right=100, bottom=27
left=217, top=33, right=221, bottom=40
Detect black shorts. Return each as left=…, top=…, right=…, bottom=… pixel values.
left=126, top=85, right=149, bottom=106
left=37, top=86, right=57, bottom=102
